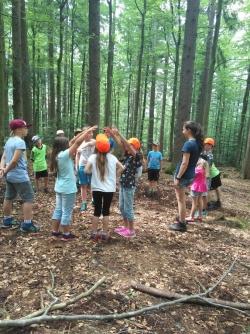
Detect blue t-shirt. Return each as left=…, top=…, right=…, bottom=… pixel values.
left=147, top=151, right=163, bottom=170
left=4, top=136, right=29, bottom=183
left=109, top=137, right=115, bottom=150
left=175, top=139, right=200, bottom=179
left=54, top=149, right=77, bottom=194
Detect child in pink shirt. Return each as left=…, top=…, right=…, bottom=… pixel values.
left=186, top=157, right=209, bottom=222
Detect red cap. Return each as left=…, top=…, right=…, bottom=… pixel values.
left=204, top=137, right=215, bottom=146
left=9, top=119, right=32, bottom=130
left=96, top=141, right=110, bottom=153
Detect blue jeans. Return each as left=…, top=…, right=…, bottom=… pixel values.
left=52, top=192, right=76, bottom=226
left=119, top=187, right=135, bottom=221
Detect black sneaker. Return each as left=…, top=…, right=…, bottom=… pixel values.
left=61, top=233, right=76, bottom=241
left=169, top=221, right=187, bottom=232
left=51, top=231, right=62, bottom=239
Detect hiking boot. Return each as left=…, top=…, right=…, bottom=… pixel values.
left=61, top=233, right=76, bottom=241
left=169, top=221, right=187, bottom=232
left=20, top=221, right=40, bottom=233
left=207, top=200, right=221, bottom=211
left=80, top=202, right=87, bottom=212
left=1, top=217, right=20, bottom=229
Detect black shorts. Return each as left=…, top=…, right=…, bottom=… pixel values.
left=92, top=191, right=114, bottom=217
left=35, top=170, right=48, bottom=179
left=148, top=169, right=160, bottom=181
left=210, top=173, right=222, bottom=190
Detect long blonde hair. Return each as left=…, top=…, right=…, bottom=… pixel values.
left=96, top=151, right=107, bottom=181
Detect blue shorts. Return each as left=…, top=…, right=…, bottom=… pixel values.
left=78, top=166, right=91, bottom=185
left=191, top=190, right=208, bottom=197
left=5, top=181, right=34, bottom=203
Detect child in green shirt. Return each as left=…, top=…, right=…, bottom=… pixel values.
left=31, top=135, right=49, bottom=193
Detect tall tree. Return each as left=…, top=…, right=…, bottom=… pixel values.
left=104, top=0, right=116, bottom=126
left=147, top=58, right=157, bottom=152
left=56, top=0, right=67, bottom=129
left=159, top=50, right=169, bottom=152
left=173, top=0, right=200, bottom=164
left=203, top=0, right=223, bottom=133
left=238, top=65, right=250, bottom=163
left=241, top=125, right=250, bottom=179
left=47, top=0, right=56, bottom=133
left=88, top=0, right=100, bottom=126
left=196, top=0, right=216, bottom=125
left=168, top=0, right=181, bottom=160
left=0, top=0, right=8, bottom=146
left=133, top=0, right=147, bottom=136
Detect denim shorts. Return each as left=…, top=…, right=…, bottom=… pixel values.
left=5, top=181, right=34, bottom=203
left=191, top=190, right=208, bottom=197
left=52, top=192, right=76, bottom=226
left=174, top=176, right=193, bottom=188
left=78, top=166, right=91, bottom=185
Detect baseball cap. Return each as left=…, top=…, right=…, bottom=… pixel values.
left=56, top=129, right=65, bottom=135
left=9, top=119, right=32, bottom=130
left=204, top=137, right=215, bottom=146
left=32, top=135, right=41, bottom=143
left=128, top=137, right=140, bottom=150
left=96, top=140, right=110, bottom=153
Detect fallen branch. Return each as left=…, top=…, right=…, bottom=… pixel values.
left=131, top=283, right=250, bottom=311
left=21, top=276, right=106, bottom=320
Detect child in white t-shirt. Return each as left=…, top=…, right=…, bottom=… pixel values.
left=85, top=136, right=124, bottom=241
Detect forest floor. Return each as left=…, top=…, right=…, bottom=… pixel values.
left=0, top=166, right=250, bottom=334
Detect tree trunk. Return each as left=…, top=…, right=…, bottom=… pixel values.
left=147, top=60, right=157, bottom=152
left=139, top=63, right=149, bottom=142
left=173, top=0, right=200, bottom=164
left=133, top=0, right=147, bottom=136
left=48, top=0, right=56, bottom=134
left=104, top=0, right=116, bottom=126
left=196, top=0, right=216, bottom=125
left=12, top=0, right=23, bottom=118
left=159, top=53, right=169, bottom=152
left=56, top=0, right=67, bottom=129
left=168, top=0, right=181, bottom=160
left=69, top=0, right=76, bottom=134
left=241, top=120, right=250, bottom=179
left=20, top=0, right=32, bottom=123
left=0, top=0, right=8, bottom=147
left=126, top=48, right=132, bottom=137
left=88, top=0, right=100, bottom=126
left=203, top=0, right=223, bottom=133
left=237, top=65, right=250, bottom=164
left=31, top=22, right=37, bottom=132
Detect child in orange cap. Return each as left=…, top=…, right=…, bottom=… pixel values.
left=104, top=128, right=142, bottom=238
left=85, top=135, right=124, bottom=241
left=203, top=137, right=222, bottom=210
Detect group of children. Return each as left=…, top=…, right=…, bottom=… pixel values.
left=0, top=118, right=221, bottom=239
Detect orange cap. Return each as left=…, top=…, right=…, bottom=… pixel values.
left=96, top=140, right=110, bottom=153
left=204, top=137, right=215, bottom=146
left=96, top=134, right=109, bottom=143
left=128, top=137, right=140, bottom=150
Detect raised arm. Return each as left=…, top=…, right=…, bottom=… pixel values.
left=106, top=127, right=136, bottom=157
left=69, top=126, right=97, bottom=158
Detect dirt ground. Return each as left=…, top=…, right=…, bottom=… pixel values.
left=0, top=167, right=249, bottom=334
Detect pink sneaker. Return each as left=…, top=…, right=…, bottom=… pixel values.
left=114, top=226, right=127, bottom=233
left=118, top=229, right=136, bottom=238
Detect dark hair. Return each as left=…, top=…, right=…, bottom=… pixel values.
left=50, top=137, right=69, bottom=173
left=96, top=151, right=107, bottom=181
left=184, top=121, right=204, bottom=152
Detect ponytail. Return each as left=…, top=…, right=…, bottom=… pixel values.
left=96, top=151, right=107, bottom=181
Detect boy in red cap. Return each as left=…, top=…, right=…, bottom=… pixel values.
left=0, top=119, right=39, bottom=232
left=85, top=135, right=124, bottom=241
